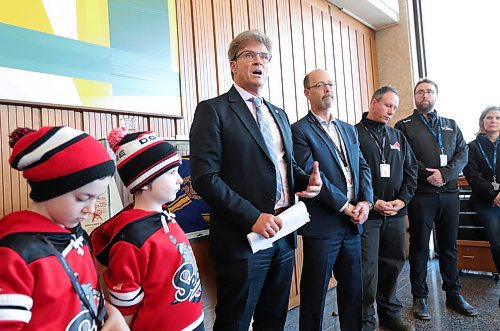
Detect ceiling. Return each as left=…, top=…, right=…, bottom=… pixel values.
left=328, top=0, right=400, bottom=30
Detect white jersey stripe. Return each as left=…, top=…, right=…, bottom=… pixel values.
left=0, top=309, right=32, bottom=323
left=182, top=311, right=204, bottom=331
left=108, top=288, right=144, bottom=307
left=0, top=294, right=33, bottom=310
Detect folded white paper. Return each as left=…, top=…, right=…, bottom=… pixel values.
left=247, top=201, right=310, bottom=253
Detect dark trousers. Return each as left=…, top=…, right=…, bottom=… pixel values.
left=408, top=192, right=461, bottom=298
left=361, top=216, right=406, bottom=330
left=299, top=228, right=362, bottom=331
left=213, top=239, right=294, bottom=331
left=475, top=203, right=500, bottom=272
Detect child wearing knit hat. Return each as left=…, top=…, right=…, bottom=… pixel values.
left=91, top=128, right=204, bottom=331
left=0, top=126, right=129, bottom=330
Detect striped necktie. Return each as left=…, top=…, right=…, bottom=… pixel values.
left=249, top=97, right=283, bottom=202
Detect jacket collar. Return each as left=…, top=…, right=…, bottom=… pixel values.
left=228, top=86, right=288, bottom=162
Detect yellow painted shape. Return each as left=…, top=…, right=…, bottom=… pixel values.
left=76, top=0, right=110, bottom=47
left=73, top=77, right=111, bottom=106
left=0, top=0, right=54, bottom=34
left=167, top=0, right=179, bottom=72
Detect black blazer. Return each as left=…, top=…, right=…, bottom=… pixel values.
left=190, top=86, right=310, bottom=259
left=292, top=112, right=373, bottom=238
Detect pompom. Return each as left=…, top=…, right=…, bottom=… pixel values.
left=9, top=127, right=35, bottom=148
left=107, top=127, right=129, bottom=151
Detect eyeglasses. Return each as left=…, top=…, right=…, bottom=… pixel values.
left=306, top=82, right=335, bottom=90
left=415, top=89, right=436, bottom=96
left=234, top=51, right=272, bottom=63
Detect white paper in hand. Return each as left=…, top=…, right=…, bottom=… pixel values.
left=247, top=201, right=310, bottom=253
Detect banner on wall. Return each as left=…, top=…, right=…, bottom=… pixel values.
left=167, top=157, right=210, bottom=239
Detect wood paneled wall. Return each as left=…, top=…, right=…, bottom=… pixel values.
left=0, top=0, right=376, bottom=216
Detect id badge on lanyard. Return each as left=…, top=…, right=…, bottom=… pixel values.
left=360, top=124, right=390, bottom=178
left=420, top=115, right=447, bottom=167
left=380, top=163, right=391, bottom=177
left=440, top=153, right=447, bottom=167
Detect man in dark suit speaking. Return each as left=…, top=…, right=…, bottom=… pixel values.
left=292, top=69, right=373, bottom=331
left=190, top=30, right=322, bottom=331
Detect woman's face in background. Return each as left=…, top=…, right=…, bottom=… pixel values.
left=482, top=109, right=500, bottom=134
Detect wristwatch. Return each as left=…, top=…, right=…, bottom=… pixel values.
left=367, top=201, right=374, bottom=210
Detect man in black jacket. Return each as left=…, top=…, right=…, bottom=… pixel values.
left=356, top=86, right=417, bottom=331
left=395, top=79, right=477, bottom=320
left=190, top=30, right=322, bottom=331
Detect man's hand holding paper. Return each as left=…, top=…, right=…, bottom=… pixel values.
left=251, top=214, right=283, bottom=239
left=247, top=202, right=309, bottom=253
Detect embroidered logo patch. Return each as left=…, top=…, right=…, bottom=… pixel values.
left=390, top=141, right=401, bottom=151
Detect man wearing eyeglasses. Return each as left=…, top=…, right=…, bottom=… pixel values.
left=356, top=86, right=417, bottom=331
left=190, top=30, right=322, bottom=331
left=292, top=68, right=374, bottom=331
left=395, top=79, right=477, bottom=320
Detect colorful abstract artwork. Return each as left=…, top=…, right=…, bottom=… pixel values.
left=0, top=0, right=181, bottom=116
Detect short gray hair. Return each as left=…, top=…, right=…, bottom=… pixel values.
left=227, top=30, right=272, bottom=61
left=371, top=85, right=399, bottom=102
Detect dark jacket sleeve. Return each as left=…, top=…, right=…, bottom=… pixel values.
left=463, top=141, right=497, bottom=203
left=396, top=133, right=418, bottom=205
left=356, top=132, right=374, bottom=205
left=292, top=123, right=349, bottom=212
left=189, top=100, right=260, bottom=233
left=440, top=122, right=468, bottom=183
left=280, top=109, right=311, bottom=193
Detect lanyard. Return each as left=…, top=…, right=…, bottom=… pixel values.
left=39, top=234, right=107, bottom=327
left=310, top=113, right=348, bottom=166
left=361, top=123, right=387, bottom=163
left=419, top=114, right=444, bottom=153
left=477, top=139, right=498, bottom=180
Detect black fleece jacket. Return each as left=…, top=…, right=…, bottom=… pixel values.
left=356, top=115, right=418, bottom=219
left=395, top=110, right=468, bottom=194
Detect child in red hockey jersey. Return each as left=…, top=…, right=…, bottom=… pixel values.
left=0, top=126, right=129, bottom=331
left=91, top=128, right=204, bottom=330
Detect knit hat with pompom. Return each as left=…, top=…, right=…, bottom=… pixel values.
left=107, top=127, right=180, bottom=193
left=9, top=126, right=115, bottom=201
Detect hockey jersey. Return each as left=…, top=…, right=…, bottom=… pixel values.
left=91, top=208, right=204, bottom=331
left=0, top=211, right=103, bottom=331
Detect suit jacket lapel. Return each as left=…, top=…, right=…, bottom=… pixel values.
left=228, top=87, right=273, bottom=160
left=307, top=112, right=344, bottom=171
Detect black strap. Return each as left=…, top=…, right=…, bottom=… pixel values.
left=309, top=112, right=349, bottom=166
left=39, top=234, right=107, bottom=327
left=360, top=123, right=387, bottom=163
